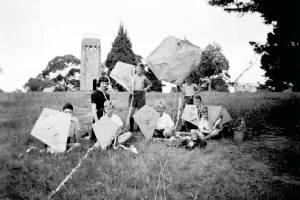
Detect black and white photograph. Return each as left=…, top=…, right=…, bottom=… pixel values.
left=0, top=0, right=299, bottom=199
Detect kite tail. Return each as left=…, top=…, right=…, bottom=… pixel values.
left=47, top=146, right=95, bottom=200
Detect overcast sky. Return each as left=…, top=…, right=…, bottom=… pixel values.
left=0, top=0, right=272, bottom=92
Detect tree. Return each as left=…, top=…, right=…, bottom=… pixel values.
left=24, top=78, right=45, bottom=91
left=24, top=54, right=80, bottom=91
left=105, top=24, right=137, bottom=91
left=187, top=42, right=230, bottom=91
left=42, top=54, right=80, bottom=77
left=209, top=0, right=300, bottom=91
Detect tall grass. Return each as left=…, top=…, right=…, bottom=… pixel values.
left=0, top=91, right=299, bottom=199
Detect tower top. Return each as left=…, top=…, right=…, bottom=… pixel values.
left=81, top=38, right=101, bottom=47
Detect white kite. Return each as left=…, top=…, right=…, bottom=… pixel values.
left=145, top=36, right=202, bottom=85
left=181, top=105, right=232, bottom=129
left=207, top=105, right=232, bottom=129
left=181, top=105, right=200, bottom=126
left=109, top=61, right=135, bottom=92
left=31, top=108, right=71, bottom=153
left=92, top=116, right=119, bottom=150
left=133, top=105, right=160, bottom=139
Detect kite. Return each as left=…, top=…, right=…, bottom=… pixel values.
left=145, top=36, right=202, bottom=85
left=109, top=61, right=135, bottom=92
left=133, top=105, right=160, bottom=139
left=92, top=116, right=119, bottom=150
left=181, top=105, right=232, bottom=129
left=31, top=108, right=71, bottom=153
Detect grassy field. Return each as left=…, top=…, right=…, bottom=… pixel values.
left=0, top=91, right=299, bottom=199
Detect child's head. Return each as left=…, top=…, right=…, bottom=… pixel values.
left=191, top=131, right=199, bottom=141
left=193, top=93, right=202, bottom=107
left=201, top=106, right=208, bottom=119
left=104, top=101, right=114, bottom=117
left=97, top=76, right=109, bottom=90
left=154, top=99, right=166, bottom=116
left=185, top=78, right=191, bottom=85
left=63, top=103, right=73, bottom=115
left=136, top=63, right=145, bottom=75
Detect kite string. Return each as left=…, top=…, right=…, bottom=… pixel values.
left=126, top=71, right=135, bottom=128
left=174, top=93, right=182, bottom=130
left=47, top=146, right=95, bottom=200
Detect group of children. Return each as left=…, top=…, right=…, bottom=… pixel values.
left=58, top=63, right=223, bottom=152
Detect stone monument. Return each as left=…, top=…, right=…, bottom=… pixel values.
left=80, top=38, right=102, bottom=90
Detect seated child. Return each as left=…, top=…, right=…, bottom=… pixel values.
left=191, top=106, right=223, bottom=140
left=44, top=103, right=80, bottom=153
left=153, top=99, right=175, bottom=138
left=94, top=101, right=132, bottom=149
left=181, top=93, right=204, bottom=131
left=63, top=103, right=80, bottom=145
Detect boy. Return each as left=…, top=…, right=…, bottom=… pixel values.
left=177, top=79, right=199, bottom=131
left=128, top=63, right=152, bottom=131
left=180, top=79, right=199, bottom=108
left=89, top=76, right=110, bottom=142
left=94, top=101, right=132, bottom=148
left=63, top=103, right=80, bottom=144
left=153, top=99, right=175, bottom=138
left=44, top=103, right=80, bottom=153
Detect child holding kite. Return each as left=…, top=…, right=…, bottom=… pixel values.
left=94, top=101, right=132, bottom=149
left=89, top=76, right=110, bottom=142
left=128, top=63, right=152, bottom=131
left=177, top=79, right=200, bottom=131
left=43, top=103, right=80, bottom=153
left=190, top=104, right=223, bottom=141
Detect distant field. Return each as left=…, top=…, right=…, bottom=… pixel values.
left=0, top=91, right=299, bottom=199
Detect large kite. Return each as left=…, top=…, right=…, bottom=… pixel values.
left=31, top=108, right=71, bottom=153
left=110, top=61, right=135, bottom=92
left=145, top=36, right=202, bottom=85
left=92, top=116, right=119, bottom=150
left=133, top=105, right=160, bottom=139
left=182, top=105, right=232, bottom=129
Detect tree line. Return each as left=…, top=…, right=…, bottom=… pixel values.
left=24, top=24, right=230, bottom=92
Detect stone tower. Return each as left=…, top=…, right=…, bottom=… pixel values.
left=80, top=38, right=102, bottom=90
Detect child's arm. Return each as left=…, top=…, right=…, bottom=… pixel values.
left=144, top=77, right=153, bottom=92
left=91, top=103, right=98, bottom=121
left=212, top=117, right=222, bottom=130
left=199, top=127, right=212, bottom=134
left=198, top=120, right=212, bottom=134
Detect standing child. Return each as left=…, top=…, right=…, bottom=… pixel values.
left=177, top=79, right=199, bottom=130
left=128, top=63, right=152, bottom=131
left=180, top=79, right=199, bottom=108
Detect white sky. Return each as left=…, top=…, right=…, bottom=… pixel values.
left=0, top=0, right=272, bottom=92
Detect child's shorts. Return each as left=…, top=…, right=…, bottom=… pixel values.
left=128, top=91, right=146, bottom=109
